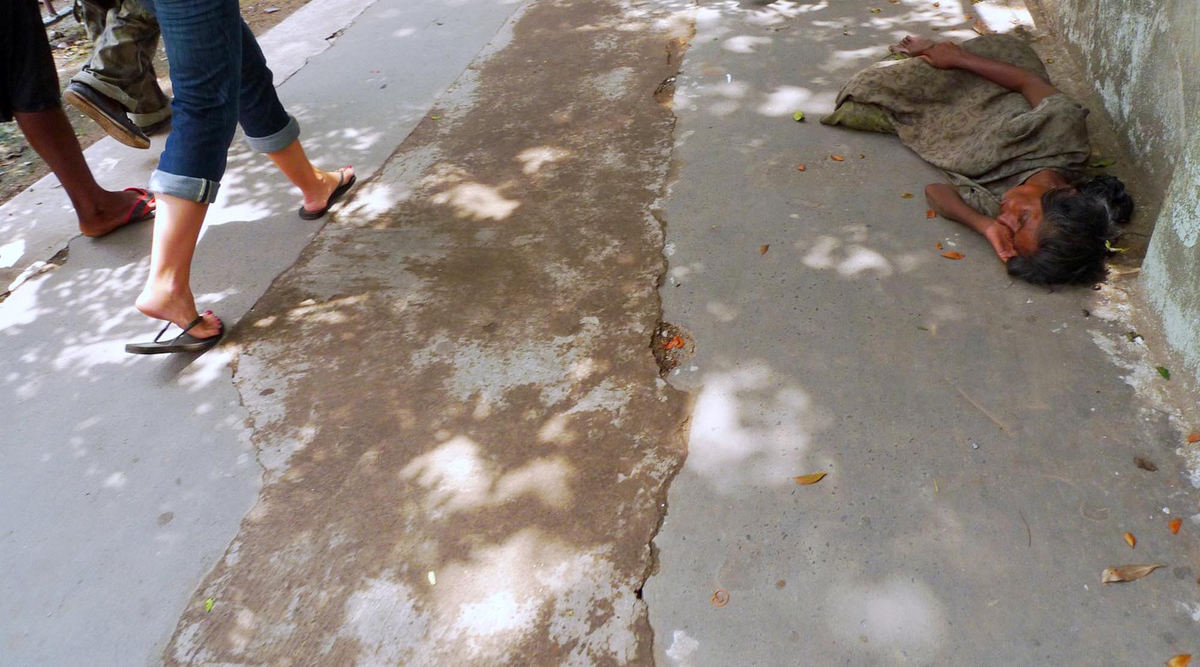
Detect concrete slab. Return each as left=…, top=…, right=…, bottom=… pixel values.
left=0, top=0, right=537, bottom=662
left=646, top=1, right=1200, bottom=664
left=159, top=0, right=691, bottom=661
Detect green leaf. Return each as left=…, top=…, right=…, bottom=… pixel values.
left=1105, top=240, right=1128, bottom=253
left=204, top=597, right=214, bottom=613
left=1089, top=158, right=1116, bottom=168
left=792, top=110, right=805, bottom=122
left=1156, top=366, right=1171, bottom=380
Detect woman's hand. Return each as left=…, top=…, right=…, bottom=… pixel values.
left=984, top=222, right=1017, bottom=261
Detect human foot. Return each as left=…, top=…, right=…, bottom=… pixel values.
left=135, top=286, right=222, bottom=340
left=890, top=35, right=937, bottom=56
left=890, top=36, right=964, bottom=69
left=79, top=187, right=155, bottom=237
left=299, top=166, right=356, bottom=220
left=125, top=310, right=224, bottom=354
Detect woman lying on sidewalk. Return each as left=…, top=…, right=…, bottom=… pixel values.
left=822, top=34, right=1132, bottom=285
left=125, top=0, right=356, bottom=355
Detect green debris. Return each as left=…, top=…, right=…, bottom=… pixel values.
left=204, top=597, right=214, bottom=613
left=1105, top=240, right=1128, bottom=253
left=1089, top=158, right=1117, bottom=168
left=1125, top=331, right=1142, bottom=343
left=1156, top=366, right=1171, bottom=380
left=792, top=110, right=806, bottom=122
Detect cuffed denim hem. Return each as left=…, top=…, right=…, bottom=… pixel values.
left=149, top=169, right=220, bottom=204
left=131, top=106, right=171, bottom=127
left=244, top=114, right=299, bottom=153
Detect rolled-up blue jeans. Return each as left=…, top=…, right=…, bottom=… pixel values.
left=144, top=0, right=299, bottom=203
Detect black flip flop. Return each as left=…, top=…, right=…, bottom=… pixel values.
left=125, top=313, right=224, bottom=355
left=298, top=168, right=356, bottom=220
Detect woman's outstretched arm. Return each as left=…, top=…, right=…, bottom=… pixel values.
left=925, top=183, right=1017, bottom=261
left=892, top=36, right=1060, bottom=107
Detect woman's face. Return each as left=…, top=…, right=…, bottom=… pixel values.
left=998, top=183, right=1052, bottom=256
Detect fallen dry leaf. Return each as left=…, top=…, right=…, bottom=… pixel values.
left=858, top=153, right=866, bottom=159
left=711, top=588, right=730, bottom=608
left=1134, top=457, right=1158, bottom=472
left=972, top=20, right=988, bottom=35
left=1188, top=431, right=1200, bottom=444
left=901, top=192, right=914, bottom=199
left=1170, top=518, right=1182, bottom=534
left=1101, top=563, right=1164, bottom=583
left=830, top=154, right=845, bottom=161
left=793, top=472, right=827, bottom=485
left=941, top=251, right=965, bottom=260
left=663, top=336, right=685, bottom=350
left=796, top=164, right=806, bottom=172
left=760, top=244, right=770, bottom=255
left=1167, top=654, right=1191, bottom=667
left=926, top=209, right=936, bottom=219
left=936, top=242, right=943, bottom=250
left=1124, top=531, right=1136, bottom=548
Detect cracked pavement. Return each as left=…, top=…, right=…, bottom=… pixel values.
left=3, top=0, right=1199, bottom=664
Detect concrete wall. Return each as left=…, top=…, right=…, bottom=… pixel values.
left=1032, top=0, right=1200, bottom=382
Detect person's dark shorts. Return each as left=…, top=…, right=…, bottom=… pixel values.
left=1, top=0, right=62, bottom=122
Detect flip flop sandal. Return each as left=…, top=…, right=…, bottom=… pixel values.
left=298, top=167, right=356, bottom=220
left=122, top=187, right=155, bottom=224
left=125, top=311, right=224, bottom=355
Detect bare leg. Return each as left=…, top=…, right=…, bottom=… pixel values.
left=14, top=107, right=153, bottom=237
left=134, top=193, right=222, bottom=337
left=265, top=139, right=354, bottom=215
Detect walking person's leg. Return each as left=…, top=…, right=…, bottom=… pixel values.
left=129, top=0, right=352, bottom=353
left=67, top=0, right=170, bottom=148
left=3, top=0, right=154, bottom=237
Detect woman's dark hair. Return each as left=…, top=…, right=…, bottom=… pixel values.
left=1006, top=175, right=1134, bottom=285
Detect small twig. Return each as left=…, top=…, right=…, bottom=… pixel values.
left=946, top=376, right=1011, bottom=433
left=1018, top=510, right=1032, bottom=547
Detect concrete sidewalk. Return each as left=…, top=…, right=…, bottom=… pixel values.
left=645, top=1, right=1200, bottom=665
left=2, top=0, right=1198, bottom=663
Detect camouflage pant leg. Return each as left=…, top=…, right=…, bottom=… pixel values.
left=71, top=0, right=170, bottom=126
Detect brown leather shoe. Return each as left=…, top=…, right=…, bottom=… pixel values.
left=63, top=82, right=151, bottom=149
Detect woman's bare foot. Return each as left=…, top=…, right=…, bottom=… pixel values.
left=78, top=188, right=155, bottom=238
left=890, top=35, right=937, bottom=56
left=135, top=284, right=222, bottom=339
left=300, top=165, right=356, bottom=216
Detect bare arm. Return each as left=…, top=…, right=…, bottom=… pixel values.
left=894, top=37, right=1060, bottom=107
left=925, top=183, right=1016, bottom=261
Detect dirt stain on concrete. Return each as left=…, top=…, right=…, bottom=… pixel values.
left=165, top=0, right=692, bottom=663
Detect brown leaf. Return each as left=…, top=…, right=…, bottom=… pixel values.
left=830, top=155, right=845, bottom=161
left=941, top=251, right=965, bottom=260
left=972, top=20, right=989, bottom=35
left=793, top=472, right=827, bottom=485
left=710, top=588, right=730, bottom=608
left=760, top=244, right=770, bottom=255
left=1170, top=518, right=1182, bottom=534
left=1123, top=531, right=1136, bottom=548
left=901, top=192, right=914, bottom=199
left=796, top=164, right=806, bottom=172
left=926, top=209, right=936, bottom=219
left=1101, top=563, right=1164, bottom=583
left=1167, top=654, right=1192, bottom=667
left=936, top=242, right=943, bottom=250
left=1188, top=431, right=1200, bottom=444
left=1134, top=457, right=1158, bottom=472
